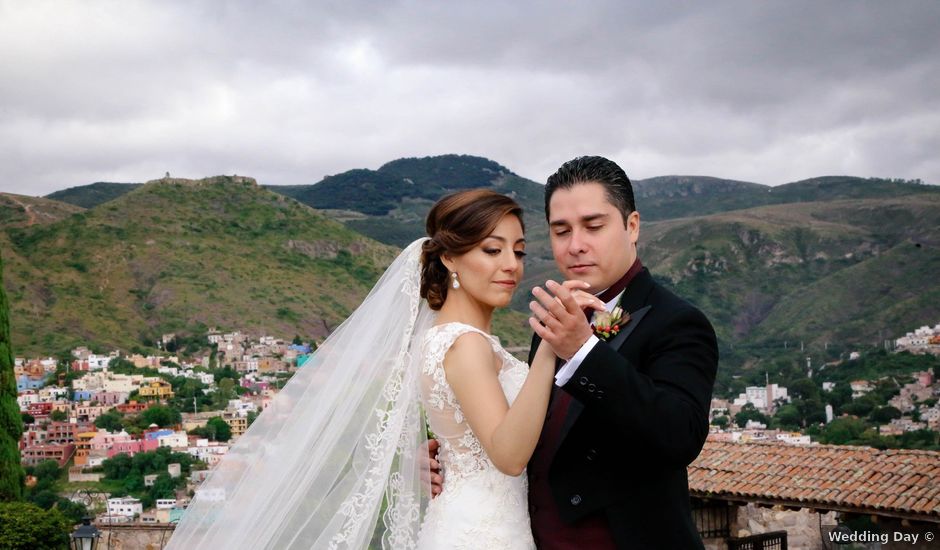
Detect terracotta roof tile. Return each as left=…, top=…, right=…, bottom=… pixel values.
left=689, top=440, right=940, bottom=522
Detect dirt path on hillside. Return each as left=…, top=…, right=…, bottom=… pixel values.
left=5, top=195, right=37, bottom=226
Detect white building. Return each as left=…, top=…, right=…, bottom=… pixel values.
left=17, top=391, right=39, bottom=410
left=156, top=499, right=177, bottom=509
left=850, top=380, right=873, bottom=399
left=158, top=366, right=180, bottom=377
left=776, top=433, right=812, bottom=445
left=732, top=384, right=789, bottom=411
left=188, top=440, right=230, bottom=465
left=87, top=354, right=112, bottom=370
left=157, top=431, right=189, bottom=448
left=107, top=497, right=143, bottom=517
left=896, top=324, right=940, bottom=349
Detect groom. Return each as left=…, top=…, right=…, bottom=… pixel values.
left=526, top=156, right=718, bottom=549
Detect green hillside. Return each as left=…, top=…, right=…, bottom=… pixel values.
left=641, top=195, right=940, bottom=348
left=0, top=193, right=85, bottom=228
left=16, top=156, right=938, bottom=365
left=633, top=175, right=938, bottom=221
left=2, top=176, right=411, bottom=356
left=45, top=182, right=142, bottom=209
left=633, top=176, right=769, bottom=220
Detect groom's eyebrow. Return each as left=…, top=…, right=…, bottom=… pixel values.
left=549, top=213, right=608, bottom=226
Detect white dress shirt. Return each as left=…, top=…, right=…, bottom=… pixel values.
left=554, top=290, right=625, bottom=387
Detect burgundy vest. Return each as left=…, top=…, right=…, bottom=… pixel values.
left=527, top=260, right=643, bottom=549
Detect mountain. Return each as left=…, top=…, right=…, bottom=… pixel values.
left=3, top=175, right=532, bottom=357
left=633, top=176, right=770, bottom=220
left=45, top=182, right=142, bottom=209
left=0, top=193, right=85, bottom=228
left=12, top=156, right=938, bottom=362
left=265, top=156, right=938, bottom=318
left=632, top=175, right=938, bottom=221
left=641, top=194, right=940, bottom=348
left=2, top=177, right=389, bottom=355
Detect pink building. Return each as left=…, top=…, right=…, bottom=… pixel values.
left=71, top=359, right=90, bottom=372
left=89, top=430, right=133, bottom=450
left=108, top=439, right=160, bottom=458
left=96, top=391, right=129, bottom=406
left=21, top=443, right=75, bottom=467
left=917, top=370, right=935, bottom=387
left=47, top=421, right=95, bottom=444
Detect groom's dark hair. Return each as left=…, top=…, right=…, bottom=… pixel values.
left=544, top=156, right=635, bottom=225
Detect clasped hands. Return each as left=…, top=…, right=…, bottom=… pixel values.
left=528, top=279, right=606, bottom=361
left=423, top=279, right=605, bottom=497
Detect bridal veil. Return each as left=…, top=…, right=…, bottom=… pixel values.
left=167, top=238, right=435, bottom=549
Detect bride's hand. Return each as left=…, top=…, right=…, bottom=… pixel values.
left=562, top=280, right=606, bottom=316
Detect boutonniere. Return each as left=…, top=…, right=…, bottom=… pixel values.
left=593, top=306, right=630, bottom=341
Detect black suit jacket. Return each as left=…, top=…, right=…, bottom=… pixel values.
left=528, top=268, right=718, bottom=550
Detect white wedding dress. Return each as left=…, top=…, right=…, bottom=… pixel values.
left=417, top=322, right=536, bottom=550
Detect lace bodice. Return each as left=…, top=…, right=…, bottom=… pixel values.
left=420, top=322, right=529, bottom=481
left=417, top=322, right=534, bottom=550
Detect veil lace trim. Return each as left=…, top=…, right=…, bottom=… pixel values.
left=167, top=239, right=434, bottom=550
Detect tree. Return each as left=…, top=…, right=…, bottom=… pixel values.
left=137, top=405, right=181, bottom=428
left=49, top=410, right=67, bottom=422
left=773, top=404, right=803, bottom=430
left=734, top=403, right=770, bottom=428
left=31, top=460, right=61, bottom=490
left=206, top=417, right=232, bottom=442
left=53, top=497, right=88, bottom=525
left=711, top=415, right=729, bottom=429
left=0, top=250, right=25, bottom=501
left=819, top=417, right=869, bottom=445
left=292, top=335, right=303, bottom=346
left=95, top=410, right=125, bottom=432
left=0, top=501, right=71, bottom=549
left=869, top=406, right=902, bottom=424
left=789, top=377, right=820, bottom=401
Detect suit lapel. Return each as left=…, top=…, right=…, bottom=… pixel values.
left=555, top=303, right=654, bottom=450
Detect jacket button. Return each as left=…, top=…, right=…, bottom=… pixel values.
left=587, top=383, right=596, bottom=393
left=579, top=376, right=588, bottom=386
left=586, top=448, right=597, bottom=461
left=570, top=494, right=582, bottom=506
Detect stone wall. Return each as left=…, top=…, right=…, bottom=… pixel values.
left=95, top=524, right=176, bottom=550
left=733, top=504, right=837, bottom=550
left=703, top=504, right=940, bottom=550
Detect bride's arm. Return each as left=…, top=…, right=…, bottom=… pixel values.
left=444, top=334, right=555, bottom=476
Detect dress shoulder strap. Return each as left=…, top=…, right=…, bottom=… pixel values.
left=424, top=322, right=498, bottom=369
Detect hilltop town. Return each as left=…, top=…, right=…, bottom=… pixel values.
left=15, top=328, right=312, bottom=524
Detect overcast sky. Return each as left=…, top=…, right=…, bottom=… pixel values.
left=1, top=1, right=938, bottom=196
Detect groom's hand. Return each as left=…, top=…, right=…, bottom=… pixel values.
left=529, top=279, right=597, bottom=361
left=422, top=438, right=443, bottom=498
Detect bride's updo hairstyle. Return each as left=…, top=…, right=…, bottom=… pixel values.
left=421, top=189, right=524, bottom=310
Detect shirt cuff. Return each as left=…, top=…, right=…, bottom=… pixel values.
left=554, top=335, right=600, bottom=387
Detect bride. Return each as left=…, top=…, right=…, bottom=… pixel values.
left=167, top=189, right=595, bottom=549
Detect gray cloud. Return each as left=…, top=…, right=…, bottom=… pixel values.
left=1, top=0, right=938, bottom=196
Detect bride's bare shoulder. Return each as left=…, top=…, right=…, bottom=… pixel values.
left=441, top=330, right=498, bottom=375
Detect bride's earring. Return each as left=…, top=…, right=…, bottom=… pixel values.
left=451, top=272, right=460, bottom=289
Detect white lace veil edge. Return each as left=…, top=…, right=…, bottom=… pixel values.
left=166, top=238, right=435, bottom=550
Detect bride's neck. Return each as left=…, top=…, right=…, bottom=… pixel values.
left=436, top=292, right=494, bottom=333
